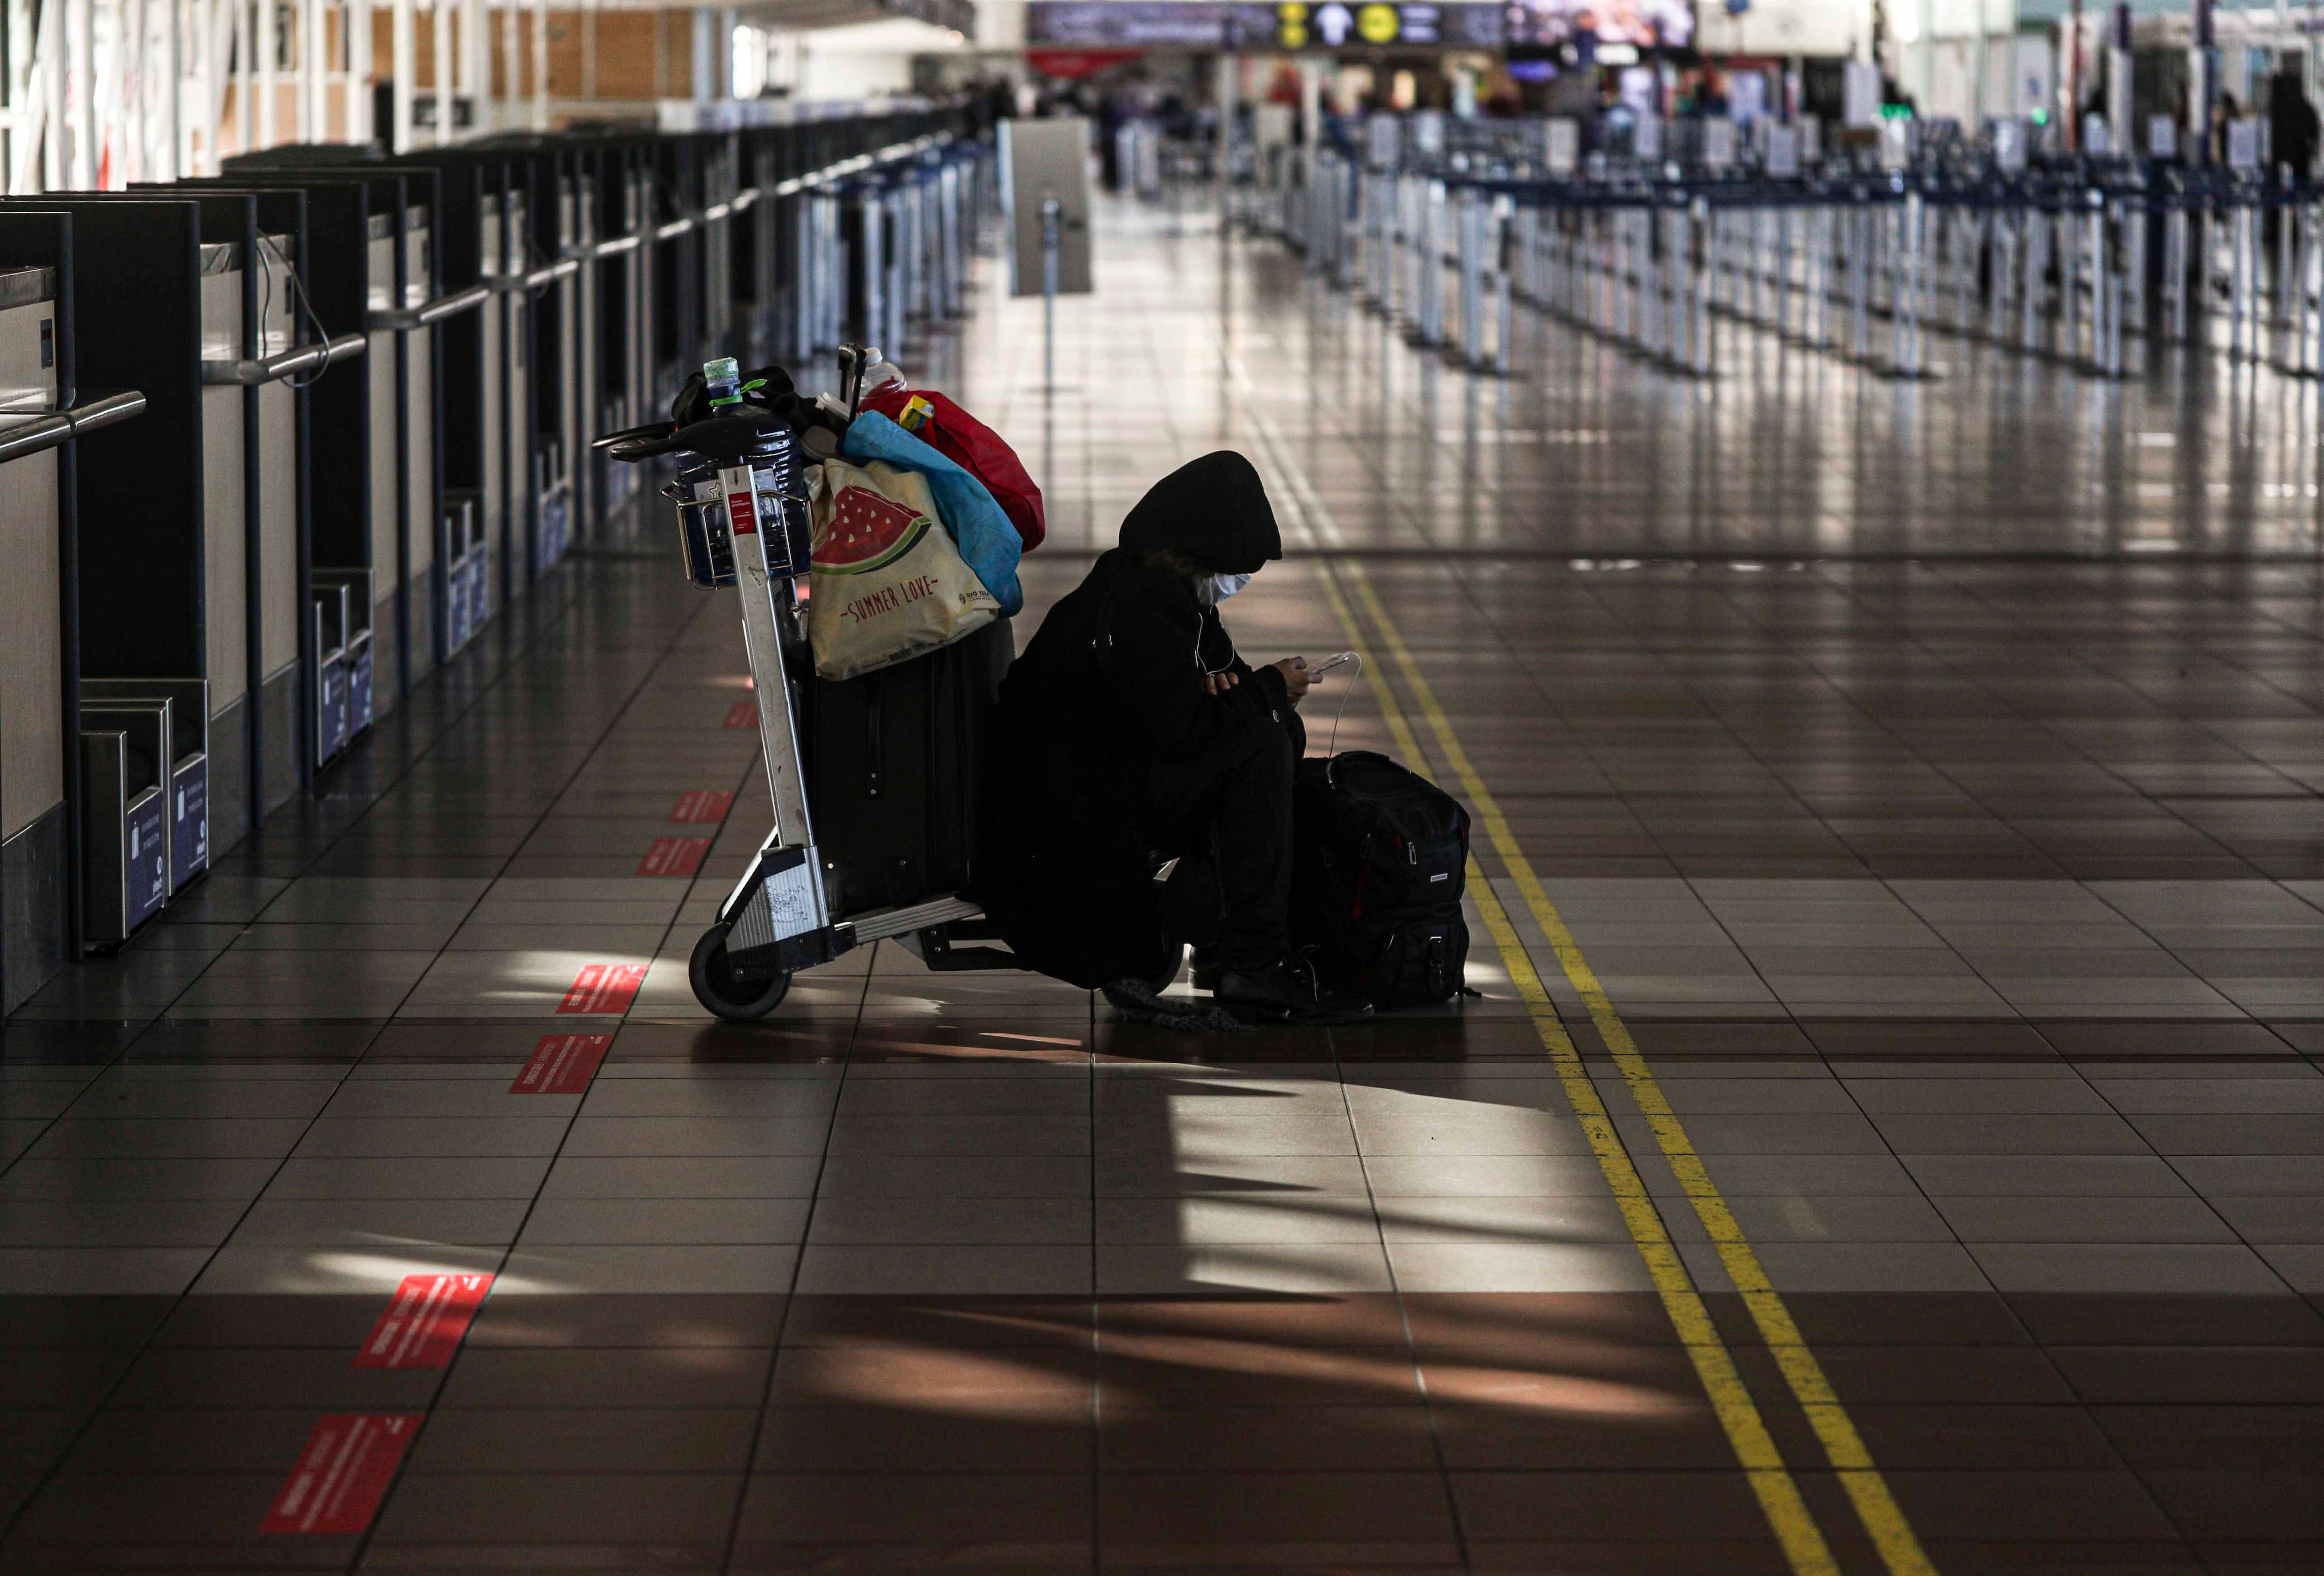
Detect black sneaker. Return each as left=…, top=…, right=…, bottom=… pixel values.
left=1213, top=954, right=1374, bottom=1026
left=1189, top=946, right=1223, bottom=993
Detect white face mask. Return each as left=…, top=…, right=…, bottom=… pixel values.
left=1194, top=572, right=1253, bottom=606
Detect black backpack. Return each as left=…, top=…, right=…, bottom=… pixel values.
left=1290, top=752, right=1471, bottom=1009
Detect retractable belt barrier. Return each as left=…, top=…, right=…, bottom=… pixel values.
left=1215, top=118, right=2324, bottom=385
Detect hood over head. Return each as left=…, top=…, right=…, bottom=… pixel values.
left=1116, top=450, right=1282, bottom=575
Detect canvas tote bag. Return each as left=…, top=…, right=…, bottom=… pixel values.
left=807, top=457, right=1000, bottom=681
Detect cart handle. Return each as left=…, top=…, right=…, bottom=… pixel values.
left=597, top=410, right=791, bottom=465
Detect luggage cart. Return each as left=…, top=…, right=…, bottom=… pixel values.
left=594, top=351, right=1017, bottom=1020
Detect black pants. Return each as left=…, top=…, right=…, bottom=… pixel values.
left=1142, top=710, right=1302, bottom=971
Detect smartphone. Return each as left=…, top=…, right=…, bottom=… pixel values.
left=1308, top=651, right=1359, bottom=675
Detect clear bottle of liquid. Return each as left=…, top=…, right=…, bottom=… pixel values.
left=702, top=356, right=743, bottom=410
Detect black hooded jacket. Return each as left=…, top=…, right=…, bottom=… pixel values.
left=976, top=452, right=1285, bottom=987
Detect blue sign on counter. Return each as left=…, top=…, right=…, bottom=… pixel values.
left=171, top=755, right=207, bottom=889
left=125, top=791, right=167, bottom=929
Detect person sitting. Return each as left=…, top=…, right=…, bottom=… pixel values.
left=978, top=451, right=1370, bottom=1024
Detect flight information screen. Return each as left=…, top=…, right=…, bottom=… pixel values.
left=1504, top=0, right=1693, bottom=53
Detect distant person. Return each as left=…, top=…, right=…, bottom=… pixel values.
left=2271, top=72, right=2319, bottom=178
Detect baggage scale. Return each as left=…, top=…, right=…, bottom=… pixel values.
left=596, top=349, right=1017, bottom=1020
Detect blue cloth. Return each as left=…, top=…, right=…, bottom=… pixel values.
left=843, top=411, right=1024, bottom=616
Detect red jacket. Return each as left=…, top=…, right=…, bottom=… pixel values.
left=859, top=386, right=1046, bottom=551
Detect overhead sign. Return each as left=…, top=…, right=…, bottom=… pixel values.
left=1026, top=0, right=1502, bottom=47
left=1504, top=0, right=1692, bottom=53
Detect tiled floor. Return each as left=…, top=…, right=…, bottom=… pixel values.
left=3, top=198, right=2323, bottom=1573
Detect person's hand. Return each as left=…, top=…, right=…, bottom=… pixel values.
left=1202, top=670, right=1240, bottom=695
left=1273, top=657, right=1314, bottom=704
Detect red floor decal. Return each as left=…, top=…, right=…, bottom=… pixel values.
left=354, top=1273, right=496, bottom=1369
left=559, top=962, right=649, bottom=1014
left=671, top=789, right=733, bottom=823
left=637, top=835, right=710, bottom=876
left=260, top=1413, right=421, bottom=1535
left=510, top=1032, right=611, bottom=1094
left=723, top=701, right=758, bottom=728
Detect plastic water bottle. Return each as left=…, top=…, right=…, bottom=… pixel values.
left=702, top=356, right=743, bottom=409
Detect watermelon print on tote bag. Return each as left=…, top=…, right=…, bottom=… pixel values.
left=806, top=458, right=1001, bottom=681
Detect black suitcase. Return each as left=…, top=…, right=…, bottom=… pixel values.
left=798, top=616, right=1014, bottom=919
left=1290, top=751, right=1471, bottom=1009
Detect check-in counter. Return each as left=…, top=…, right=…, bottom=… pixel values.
left=227, top=156, right=464, bottom=698
left=176, top=169, right=396, bottom=746
left=0, top=216, right=153, bottom=974
left=395, top=151, right=526, bottom=647
left=478, top=134, right=583, bottom=583
left=79, top=695, right=170, bottom=943
left=205, top=196, right=312, bottom=814
left=738, top=131, right=782, bottom=365
left=577, top=136, right=654, bottom=511
left=169, top=181, right=383, bottom=779
left=0, top=259, right=70, bottom=997
left=3, top=195, right=253, bottom=877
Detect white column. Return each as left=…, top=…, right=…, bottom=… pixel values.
left=462, top=0, right=483, bottom=133
left=393, top=0, right=414, bottom=150
left=67, top=0, right=93, bottom=185
left=500, top=0, right=517, bottom=130
left=303, top=0, right=322, bottom=138
left=165, top=0, right=182, bottom=175
left=41, top=0, right=66, bottom=188
left=258, top=0, right=277, bottom=148
left=430, top=0, right=449, bottom=142
left=350, top=0, right=374, bottom=144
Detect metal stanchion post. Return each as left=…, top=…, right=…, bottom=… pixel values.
left=1896, top=192, right=1924, bottom=377
left=1419, top=179, right=1445, bottom=347
left=1459, top=185, right=1483, bottom=365
left=2021, top=210, right=2042, bottom=350
left=1494, top=194, right=1514, bottom=377
left=2104, top=201, right=2125, bottom=376
left=1999, top=208, right=2017, bottom=344
left=2166, top=204, right=2188, bottom=342
left=1701, top=196, right=1720, bottom=377
left=1850, top=206, right=1871, bottom=363
left=2233, top=201, right=2255, bottom=361
left=1042, top=197, right=1060, bottom=393
left=2063, top=205, right=2085, bottom=363
left=2278, top=192, right=2297, bottom=366
left=2298, top=200, right=2317, bottom=374
left=1776, top=207, right=1793, bottom=340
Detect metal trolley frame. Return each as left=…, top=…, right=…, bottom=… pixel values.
left=596, top=358, right=1013, bottom=1020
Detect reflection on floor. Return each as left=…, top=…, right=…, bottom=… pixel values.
left=1, top=201, right=2320, bottom=1573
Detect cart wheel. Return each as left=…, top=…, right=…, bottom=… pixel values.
left=689, top=924, right=792, bottom=1021
left=1143, top=942, right=1187, bottom=997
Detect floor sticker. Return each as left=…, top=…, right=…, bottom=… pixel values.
left=354, top=1273, right=496, bottom=1369
left=511, top=1031, right=612, bottom=1094
left=260, top=1413, right=421, bottom=1535
left=671, top=789, right=733, bottom=822
left=637, top=835, right=710, bottom=876
left=559, top=962, right=649, bottom=1014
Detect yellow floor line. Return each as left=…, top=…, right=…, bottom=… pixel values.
left=1214, top=333, right=1931, bottom=1572
left=1310, top=569, right=1841, bottom=1576
left=1333, top=565, right=1940, bottom=1576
